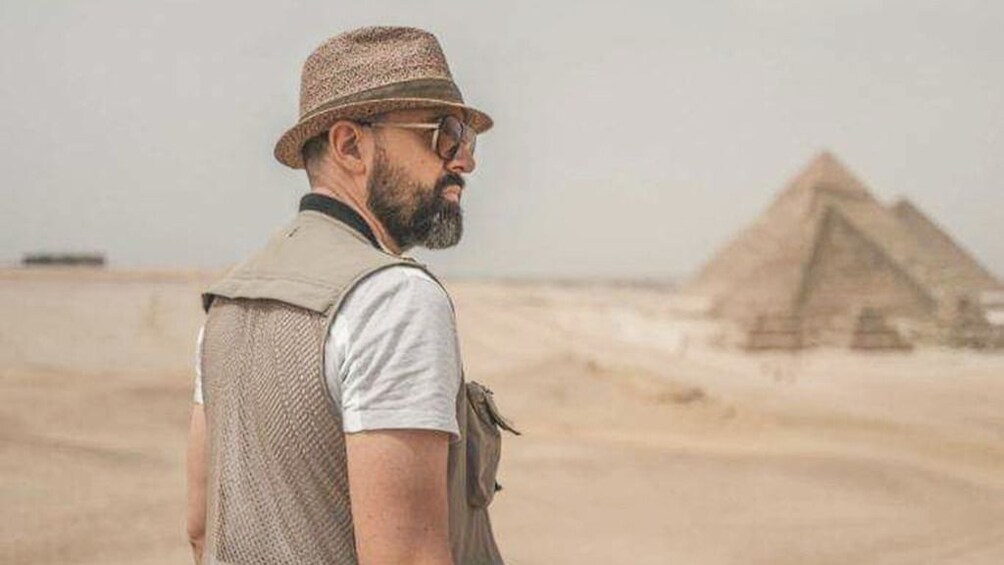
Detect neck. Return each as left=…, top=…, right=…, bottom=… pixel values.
left=308, top=185, right=402, bottom=256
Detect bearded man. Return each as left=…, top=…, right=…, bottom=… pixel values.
left=185, top=27, right=515, bottom=565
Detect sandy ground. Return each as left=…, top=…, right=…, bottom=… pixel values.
left=2, top=269, right=1003, bottom=564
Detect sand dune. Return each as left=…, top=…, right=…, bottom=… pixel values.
left=2, top=270, right=1003, bottom=564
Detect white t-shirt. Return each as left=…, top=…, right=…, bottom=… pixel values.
left=193, top=266, right=461, bottom=440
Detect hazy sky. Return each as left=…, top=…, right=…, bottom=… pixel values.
left=1, top=1, right=1001, bottom=279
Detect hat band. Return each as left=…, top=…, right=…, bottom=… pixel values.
left=300, top=78, right=463, bottom=121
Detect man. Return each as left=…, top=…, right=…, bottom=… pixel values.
left=186, top=27, right=515, bottom=565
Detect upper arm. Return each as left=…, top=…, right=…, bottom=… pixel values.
left=332, top=267, right=462, bottom=440
left=186, top=403, right=207, bottom=559
left=187, top=325, right=208, bottom=551
left=345, top=429, right=453, bottom=565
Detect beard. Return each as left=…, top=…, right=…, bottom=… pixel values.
left=367, top=146, right=465, bottom=250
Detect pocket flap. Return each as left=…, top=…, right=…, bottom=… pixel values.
left=482, top=390, right=521, bottom=435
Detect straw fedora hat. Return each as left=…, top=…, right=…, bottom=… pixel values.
left=274, top=26, right=493, bottom=169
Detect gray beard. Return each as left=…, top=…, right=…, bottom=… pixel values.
left=367, top=148, right=464, bottom=250
left=421, top=202, right=464, bottom=249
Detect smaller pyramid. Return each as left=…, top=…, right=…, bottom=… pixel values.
left=890, top=198, right=998, bottom=288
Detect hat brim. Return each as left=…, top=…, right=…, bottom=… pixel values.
left=274, top=98, right=493, bottom=169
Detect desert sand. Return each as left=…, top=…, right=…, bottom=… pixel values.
left=2, top=269, right=1003, bottom=564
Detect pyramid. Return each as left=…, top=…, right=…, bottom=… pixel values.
left=688, top=151, right=1000, bottom=335
left=890, top=198, right=998, bottom=287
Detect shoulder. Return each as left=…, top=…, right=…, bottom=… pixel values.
left=341, top=264, right=453, bottom=319
left=357, top=263, right=446, bottom=294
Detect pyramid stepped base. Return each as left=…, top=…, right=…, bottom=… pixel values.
left=745, top=314, right=806, bottom=351
left=851, top=332, right=913, bottom=351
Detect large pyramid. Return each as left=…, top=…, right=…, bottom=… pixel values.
left=688, top=152, right=999, bottom=333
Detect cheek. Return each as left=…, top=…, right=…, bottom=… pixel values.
left=387, top=137, right=443, bottom=187
left=411, top=155, right=444, bottom=188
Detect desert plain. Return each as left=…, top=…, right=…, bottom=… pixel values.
left=1, top=268, right=1003, bottom=564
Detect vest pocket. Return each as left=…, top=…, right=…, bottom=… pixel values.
left=465, top=381, right=520, bottom=508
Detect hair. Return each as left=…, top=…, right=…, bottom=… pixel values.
left=301, top=131, right=330, bottom=178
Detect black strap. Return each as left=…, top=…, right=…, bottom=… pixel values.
left=299, top=193, right=381, bottom=250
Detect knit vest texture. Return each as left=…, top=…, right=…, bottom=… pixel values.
left=200, top=208, right=504, bottom=564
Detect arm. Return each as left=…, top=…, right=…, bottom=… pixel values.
left=336, top=267, right=461, bottom=564
left=346, top=429, right=453, bottom=565
left=186, top=403, right=207, bottom=565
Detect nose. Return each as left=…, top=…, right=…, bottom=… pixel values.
left=446, top=141, right=476, bottom=174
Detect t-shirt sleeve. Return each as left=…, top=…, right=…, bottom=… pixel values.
left=329, top=266, right=461, bottom=441
left=192, top=325, right=205, bottom=404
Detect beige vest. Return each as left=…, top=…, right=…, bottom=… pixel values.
left=200, top=210, right=511, bottom=564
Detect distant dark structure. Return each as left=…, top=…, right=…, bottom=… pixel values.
left=850, top=307, right=912, bottom=351
left=949, top=291, right=1004, bottom=349
left=22, top=252, right=106, bottom=267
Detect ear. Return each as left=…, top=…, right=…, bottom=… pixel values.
left=327, top=121, right=371, bottom=175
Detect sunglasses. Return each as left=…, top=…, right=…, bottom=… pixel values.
left=361, top=114, right=476, bottom=161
